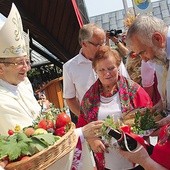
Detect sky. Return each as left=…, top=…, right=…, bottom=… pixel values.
left=84, top=0, right=159, bottom=17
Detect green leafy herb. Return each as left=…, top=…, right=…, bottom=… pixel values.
left=132, top=108, right=158, bottom=134
left=101, top=115, right=122, bottom=144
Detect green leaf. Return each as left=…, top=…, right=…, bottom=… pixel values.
left=31, top=133, right=55, bottom=146
left=0, top=135, right=8, bottom=140
left=17, top=133, right=32, bottom=143
left=18, top=141, right=31, bottom=156
left=132, top=108, right=157, bottom=134
left=101, top=116, right=120, bottom=143
left=54, top=136, right=61, bottom=141
left=0, top=142, right=21, bottom=161
left=29, top=138, right=47, bottom=153
left=0, top=133, right=34, bottom=161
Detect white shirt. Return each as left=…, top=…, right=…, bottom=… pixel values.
left=63, top=51, right=96, bottom=103
left=98, top=93, right=133, bottom=170
left=119, top=61, right=130, bottom=79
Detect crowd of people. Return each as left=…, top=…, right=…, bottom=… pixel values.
left=1, top=2, right=170, bottom=170
left=64, top=14, right=170, bottom=170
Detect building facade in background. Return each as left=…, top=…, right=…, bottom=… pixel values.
left=89, top=0, right=170, bottom=32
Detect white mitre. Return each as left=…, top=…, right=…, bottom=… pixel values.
left=0, top=3, right=27, bottom=58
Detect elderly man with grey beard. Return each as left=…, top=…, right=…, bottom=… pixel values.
left=118, top=15, right=170, bottom=170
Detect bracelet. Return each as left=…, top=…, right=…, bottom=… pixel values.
left=115, top=41, right=120, bottom=46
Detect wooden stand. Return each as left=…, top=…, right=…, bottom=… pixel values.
left=38, top=77, right=64, bottom=109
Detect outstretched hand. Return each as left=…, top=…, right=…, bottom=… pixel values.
left=82, top=120, right=103, bottom=139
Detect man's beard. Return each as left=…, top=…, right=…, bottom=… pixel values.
left=151, top=46, right=167, bottom=66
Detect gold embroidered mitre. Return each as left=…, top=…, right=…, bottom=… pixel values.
left=0, top=3, right=27, bottom=58
left=24, top=30, right=30, bottom=57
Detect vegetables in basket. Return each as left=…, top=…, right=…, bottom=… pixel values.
left=0, top=106, right=71, bottom=163
left=0, top=131, right=59, bottom=162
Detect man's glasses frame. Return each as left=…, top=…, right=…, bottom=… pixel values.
left=0, top=60, right=31, bottom=67
left=88, top=41, right=106, bottom=47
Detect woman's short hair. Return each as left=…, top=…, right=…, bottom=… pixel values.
left=92, top=45, right=121, bottom=69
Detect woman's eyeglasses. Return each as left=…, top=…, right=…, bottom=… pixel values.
left=96, top=66, right=116, bottom=75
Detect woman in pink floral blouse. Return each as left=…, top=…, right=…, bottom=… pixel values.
left=75, top=45, right=153, bottom=170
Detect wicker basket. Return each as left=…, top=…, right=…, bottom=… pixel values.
left=123, top=108, right=164, bottom=126
left=5, top=123, right=78, bottom=170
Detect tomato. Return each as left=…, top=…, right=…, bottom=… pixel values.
left=46, top=120, right=54, bottom=129
left=38, top=119, right=54, bottom=130
left=54, top=126, right=66, bottom=136
left=56, top=112, right=71, bottom=128
left=8, top=129, right=14, bottom=136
